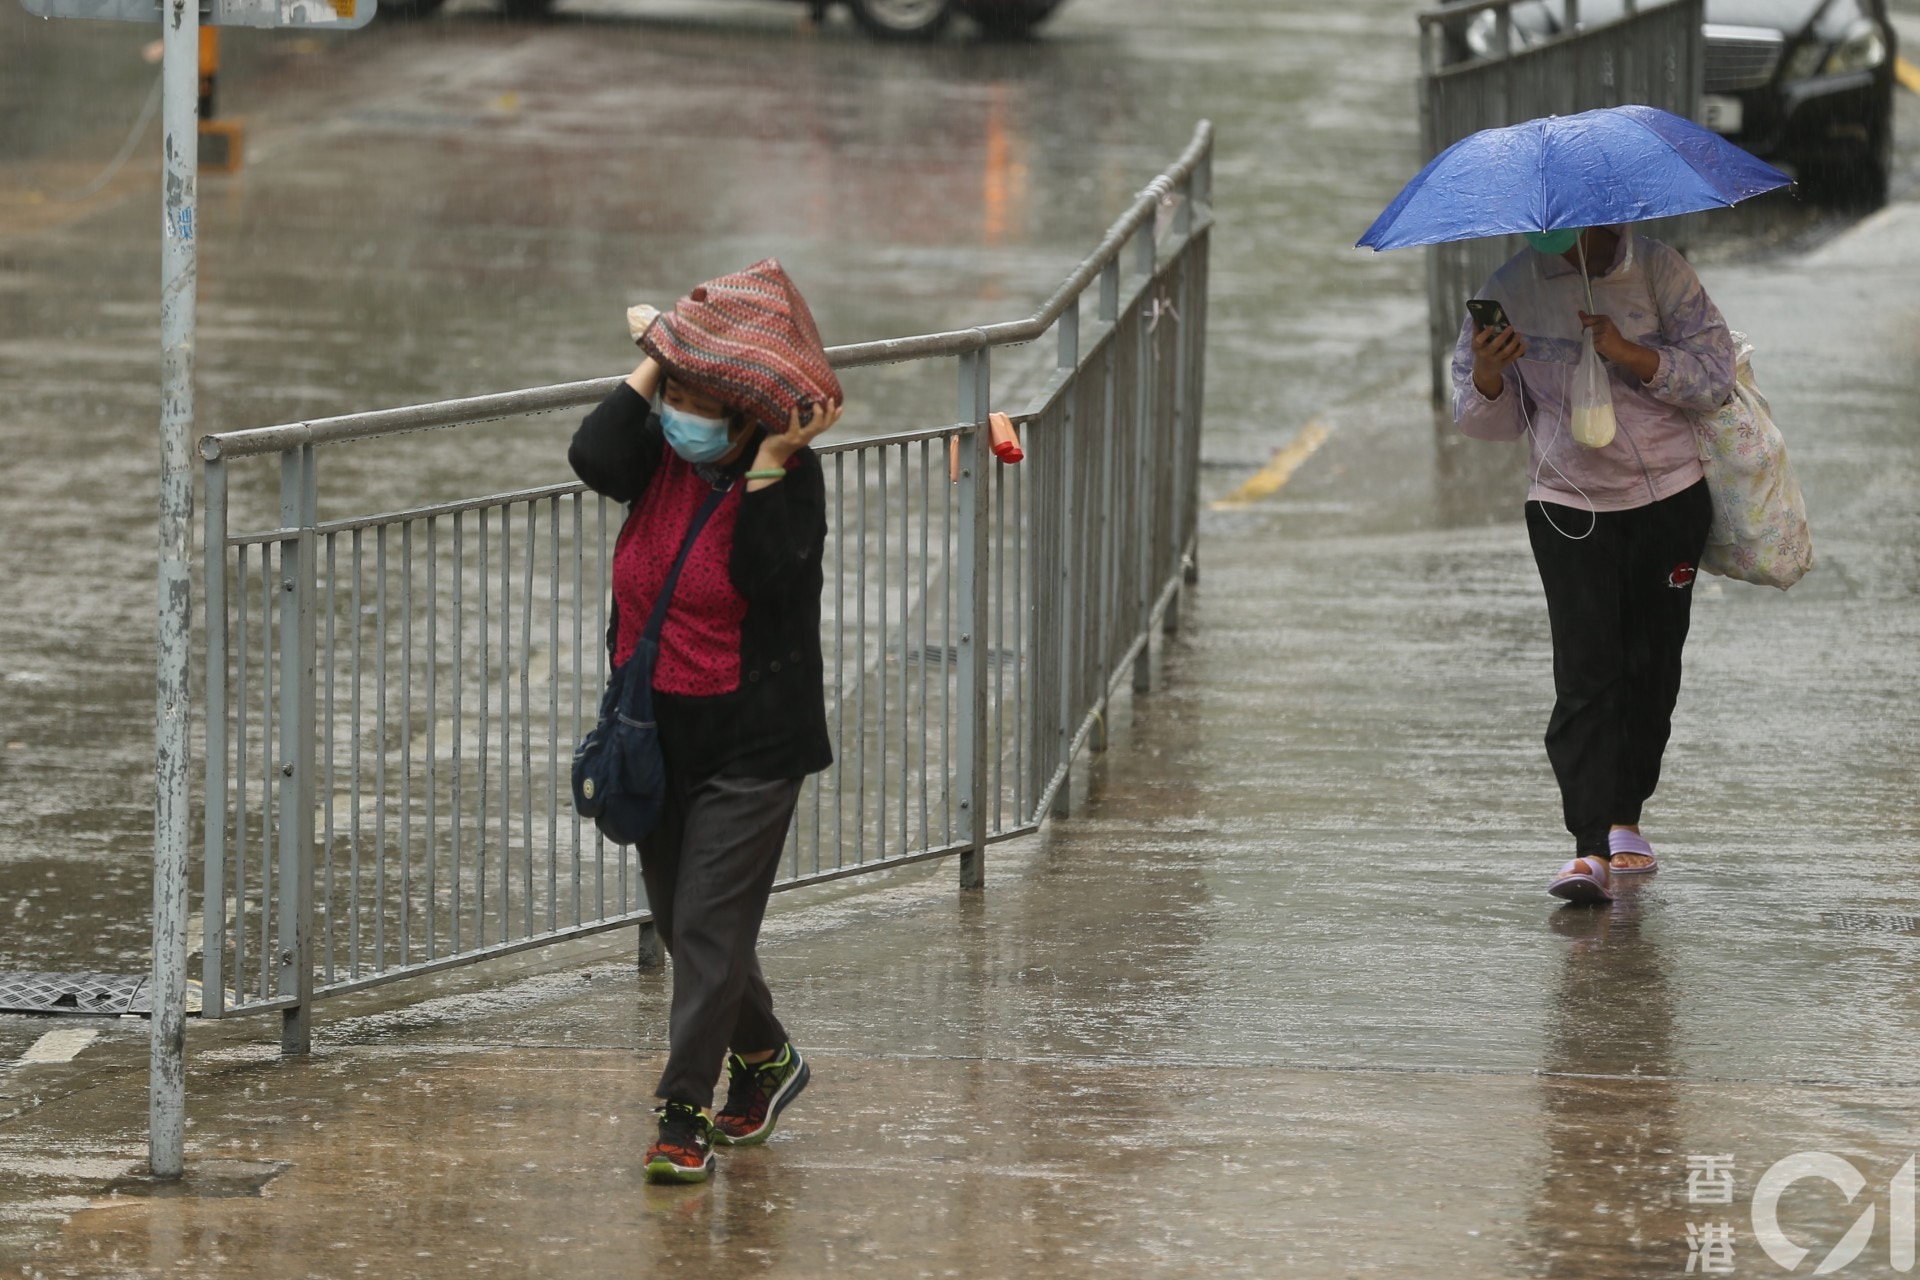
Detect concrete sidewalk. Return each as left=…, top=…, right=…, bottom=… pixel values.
left=6, top=207, right=1920, bottom=1280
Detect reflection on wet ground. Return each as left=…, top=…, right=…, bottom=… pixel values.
left=3, top=0, right=1920, bottom=1275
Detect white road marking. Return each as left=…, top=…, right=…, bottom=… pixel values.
left=18, top=1029, right=99, bottom=1065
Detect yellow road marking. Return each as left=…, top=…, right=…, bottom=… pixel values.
left=1898, top=56, right=1920, bottom=96
left=1211, top=419, right=1332, bottom=510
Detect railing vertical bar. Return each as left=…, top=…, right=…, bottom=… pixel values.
left=832, top=451, right=846, bottom=878
left=283, top=445, right=318, bottom=1053
left=322, top=531, right=337, bottom=983
left=941, top=432, right=953, bottom=847
left=956, top=344, right=990, bottom=889
left=890, top=443, right=906, bottom=859
left=1165, top=254, right=1190, bottom=637
left=787, top=784, right=801, bottom=881
left=1012, top=452, right=1026, bottom=823
left=1096, top=260, right=1120, bottom=752
left=348, top=531, right=362, bottom=979
left=571, top=496, right=584, bottom=927
left=1128, top=224, right=1144, bottom=702
left=595, top=496, right=607, bottom=919
left=477, top=507, right=490, bottom=947
left=855, top=448, right=868, bottom=867
left=234, top=542, right=249, bottom=1001
left=400, top=519, right=414, bottom=966
left=374, top=523, right=389, bottom=973
left=451, top=512, right=465, bottom=956
left=547, top=495, right=560, bottom=935
left=519, top=501, right=538, bottom=938
left=808, top=726, right=823, bottom=877
left=917, top=438, right=931, bottom=851
left=992, top=444, right=1006, bottom=832
left=425, top=517, right=438, bottom=962
left=897, top=441, right=910, bottom=858
left=499, top=505, right=513, bottom=937
left=877, top=445, right=889, bottom=860
left=799, top=472, right=818, bottom=879
left=259, top=541, right=274, bottom=1001
left=1054, top=297, right=1078, bottom=818
left=202, top=462, right=229, bottom=1017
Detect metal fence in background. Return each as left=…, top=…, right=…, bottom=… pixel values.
left=193, top=122, right=1213, bottom=1051
left=1417, top=0, right=1704, bottom=402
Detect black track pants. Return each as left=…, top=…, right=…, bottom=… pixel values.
left=640, top=772, right=801, bottom=1109
left=1526, top=479, right=1713, bottom=855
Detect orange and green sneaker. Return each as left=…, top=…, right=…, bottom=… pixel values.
left=711, top=1043, right=810, bottom=1147
left=644, top=1100, right=715, bottom=1184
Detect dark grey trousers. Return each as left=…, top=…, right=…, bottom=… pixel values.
left=640, top=772, right=800, bottom=1109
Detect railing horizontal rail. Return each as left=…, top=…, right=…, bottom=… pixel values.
left=199, top=124, right=1213, bottom=462
left=227, top=482, right=592, bottom=546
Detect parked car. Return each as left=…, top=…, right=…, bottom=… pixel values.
left=382, top=0, right=1063, bottom=39
left=1452, top=0, right=1899, bottom=206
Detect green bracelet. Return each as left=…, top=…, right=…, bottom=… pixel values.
left=745, top=468, right=787, bottom=481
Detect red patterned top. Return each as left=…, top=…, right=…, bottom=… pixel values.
left=611, top=451, right=748, bottom=695
left=571, top=381, right=832, bottom=781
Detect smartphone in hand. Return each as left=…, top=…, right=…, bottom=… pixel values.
left=1466, top=298, right=1511, bottom=335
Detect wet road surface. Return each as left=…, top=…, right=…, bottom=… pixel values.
left=3, top=0, right=1920, bottom=1274
left=0, top=0, right=1473, bottom=975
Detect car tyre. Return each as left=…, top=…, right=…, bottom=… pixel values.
left=378, top=0, right=449, bottom=17
left=848, top=0, right=952, bottom=40
left=501, top=0, right=554, bottom=19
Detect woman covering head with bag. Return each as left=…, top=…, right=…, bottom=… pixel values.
left=568, top=259, right=842, bottom=1185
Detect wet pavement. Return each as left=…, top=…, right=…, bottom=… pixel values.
left=5, top=0, right=1920, bottom=1274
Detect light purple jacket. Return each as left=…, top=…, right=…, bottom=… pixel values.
left=1451, top=229, right=1735, bottom=511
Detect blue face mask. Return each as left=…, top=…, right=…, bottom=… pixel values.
left=1524, top=227, right=1583, bottom=255
left=659, top=403, right=734, bottom=464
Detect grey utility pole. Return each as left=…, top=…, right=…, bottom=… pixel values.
left=18, top=0, right=374, bottom=1181
left=149, top=0, right=199, bottom=1181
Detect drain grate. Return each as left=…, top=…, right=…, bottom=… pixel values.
left=1820, top=912, right=1920, bottom=936
left=0, top=973, right=203, bottom=1016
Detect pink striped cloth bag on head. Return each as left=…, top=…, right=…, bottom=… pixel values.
left=635, top=259, right=843, bottom=431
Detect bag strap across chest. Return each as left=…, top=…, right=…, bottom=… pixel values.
left=640, top=483, right=731, bottom=647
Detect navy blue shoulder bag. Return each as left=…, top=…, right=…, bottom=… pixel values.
left=571, top=483, right=729, bottom=845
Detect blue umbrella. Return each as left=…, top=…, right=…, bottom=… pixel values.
left=1357, top=105, right=1791, bottom=251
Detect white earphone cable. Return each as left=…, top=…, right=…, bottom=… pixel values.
left=1512, top=362, right=1598, bottom=541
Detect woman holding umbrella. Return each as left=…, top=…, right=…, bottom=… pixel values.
left=1456, top=222, right=1732, bottom=904
left=1358, top=106, right=1791, bottom=905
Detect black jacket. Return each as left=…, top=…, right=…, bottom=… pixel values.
left=569, top=382, right=832, bottom=781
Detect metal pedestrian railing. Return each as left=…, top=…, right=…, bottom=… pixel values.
left=1417, top=0, right=1704, bottom=402
left=191, top=122, right=1213, bottom=1050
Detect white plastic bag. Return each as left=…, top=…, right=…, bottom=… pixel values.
left=1570, top=328, right=1617, bottom=449
left=1691, top=333, right=1812, bottom=590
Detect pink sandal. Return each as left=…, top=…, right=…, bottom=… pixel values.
left=1548, top=855, right=1613, bottom=905
left=1607, top=829, right=1659, bottom=875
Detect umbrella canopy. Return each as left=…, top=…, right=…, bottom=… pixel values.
left=1357, top=105, right=1790, bottom=251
